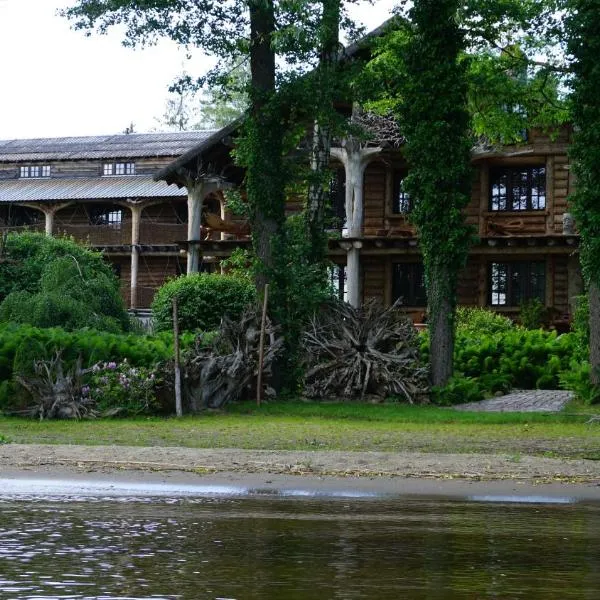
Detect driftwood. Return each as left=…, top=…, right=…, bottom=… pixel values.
left=302, top=301, right=429, bottom=402
left=182, top=308, right=284, bottom=410
left=14, top=353, right=95, bottom=419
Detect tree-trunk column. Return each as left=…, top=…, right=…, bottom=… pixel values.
left=187, top=182, right=204, bottom=274
left=129, top=204, right=142, bottom=310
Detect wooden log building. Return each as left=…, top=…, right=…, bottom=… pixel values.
left=0, top=124, right=582, bottom=327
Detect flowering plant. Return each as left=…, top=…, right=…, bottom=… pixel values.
left=85, top=359, right=161, bottom=416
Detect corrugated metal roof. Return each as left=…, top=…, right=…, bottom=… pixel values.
left=0, top=176, right=188, bottom=203
left=0, top=131, right=216, bottom=162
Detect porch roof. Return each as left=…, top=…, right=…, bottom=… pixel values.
left=0, top=176, right=188, bottom=203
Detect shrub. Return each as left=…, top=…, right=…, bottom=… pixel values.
left=431, top=375, right=483, bottom=406
left=87, top=360, right=163, bottom=416
left=0, top=233, right=128, bottom=332
left=152, top=273, right=256, bottom=332
left=519, top=298, right=550, bottom=330
left=456, top=307, right=514, bottom=336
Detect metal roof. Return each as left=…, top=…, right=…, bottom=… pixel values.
left=0, top=176, right=188, bottom=203
left=0, top=131, right=216, bottom=163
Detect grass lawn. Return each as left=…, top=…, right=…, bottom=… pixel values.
left=0, top=401, right=599, bottom=459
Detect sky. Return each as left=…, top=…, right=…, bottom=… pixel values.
left=0, top=0, right=397, bottom=140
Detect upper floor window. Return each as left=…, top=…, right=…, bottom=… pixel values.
left=90, top=205, right=124, bottom=228
left=488, top=261, right=545, bottom=306
left=490, top=166, right=546, bottom=211
left=392, top=170, right=411, bottom=214
left=392, top=262, right=426, bottom=307
left=103, top=162, right=135, bottom=176
left=20, top=165, right=51, bottom=178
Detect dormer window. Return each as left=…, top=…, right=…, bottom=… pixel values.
left=103, top=162, right=135, bottom=176
left=20, top=165, right=51, bottom=178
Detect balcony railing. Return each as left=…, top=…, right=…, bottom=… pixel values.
left=139, top=221, right=187, bottom=245
left=55, top=223, right=132, bottom=246
left=0, top=223, right=45, bottom=235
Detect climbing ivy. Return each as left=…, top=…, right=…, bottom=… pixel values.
left=566, top=0, right=600, bottom=385
left=397, top=0, right=473, bottom=386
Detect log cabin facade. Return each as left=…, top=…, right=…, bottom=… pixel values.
left=0, top=126, right=583, bottom=326
left=155, top=123, right=583, bottom=328
left=0, top=132, right=220, bottom=310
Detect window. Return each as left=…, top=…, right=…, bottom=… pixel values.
left=328, top=264, right=347, bottom=302
left=326, top=167, right=346, bottom=230
left=392, top=170, right=411, bottom=214
left=489, top=166, right=546, bottom=211
left=90, top=205, right=124, bottom=228
left=392, top=263, right=426, bottom=306
left=488, top=261, right=546, bottom=306
left=19, top=165, right=51, bottom=178
left=103, top=162, right=135, bottom=176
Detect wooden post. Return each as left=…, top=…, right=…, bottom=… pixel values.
left=256, top=283, right=270, bottom=407
left=129, top=204, right=142, bottom=310
left=187, top=182, right=204, bottom=274
left=173, top=296, right=183, bottom=417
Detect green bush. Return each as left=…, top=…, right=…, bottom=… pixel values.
left=87, top=360, right=163, bottom=416
left=422, top=326, right=578, bottom=403
left=0, top=233, right=129, bottom=332
left=152, top=273, right=256, bottom=332
left=519, top=298, right=550, bottom=330
left=456, top=307, right=514, bottom=336
left=431, top=375, right=483, bottom=406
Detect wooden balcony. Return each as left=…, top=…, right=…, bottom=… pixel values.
left=139, top=221, right=187, bottom=245
left=56, top=223, right=132, bottom=246
left=0, top=223, right=45, bottom=235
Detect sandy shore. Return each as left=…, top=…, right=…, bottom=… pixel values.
left=0, top=443, right=599, bottom=500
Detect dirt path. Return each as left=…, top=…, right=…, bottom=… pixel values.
left=1, top=443, right=599, bottom=485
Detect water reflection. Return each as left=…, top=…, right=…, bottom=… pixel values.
left=0, top=496, right=599, bottom=599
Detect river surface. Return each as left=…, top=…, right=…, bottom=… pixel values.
left=0, top=492, right=599, bottom=599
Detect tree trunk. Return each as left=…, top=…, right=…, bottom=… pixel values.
left=590, top=281, right=600, bottom=385
left=428, top=264, right=455, bottom=386
left=305, top=0, right=340, bottom=262
left=247, top=0, right=284, bottom=294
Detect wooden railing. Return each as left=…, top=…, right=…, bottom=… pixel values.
left=55, top=223, right=132, bottom=245
left=139, top=221, right=187, bottom=245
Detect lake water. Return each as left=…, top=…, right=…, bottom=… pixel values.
left=1, top=492, right=599, bottom=599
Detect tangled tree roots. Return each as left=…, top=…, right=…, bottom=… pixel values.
left=302, top=301, right=429, bottom=402
left=183, top=308, right=284, bottom=411
left=14, top=353, right=94, bottom=419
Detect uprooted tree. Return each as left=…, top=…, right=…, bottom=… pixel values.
left=302, top=301, right=429, bottom=402
left=181, top=307, right=284, bottom=410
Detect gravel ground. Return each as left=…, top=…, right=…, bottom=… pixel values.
left=1, top=443, right=599, bottom=485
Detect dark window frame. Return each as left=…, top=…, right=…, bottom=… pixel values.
left=488, top=260, right=546, bottom=306
left=489, top=166, right=546, bottom=212
left=89, top=205, right=124, bottom=228
left=392, top=262, right=427, bottom=307
left=392, top=170, right=411, bottom=215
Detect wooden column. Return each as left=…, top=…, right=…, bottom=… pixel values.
left=35, top=202, right=73, bottom=236
left=331, top=143, right=381, bottom=307
left=129, top=204, right=143, bottom=310
left=187, top=182, right=204, bottom=275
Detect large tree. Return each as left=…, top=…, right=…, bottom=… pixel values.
left=396, top=0, right=473, bottom=386
left=566, top=0, right=600, bottom=385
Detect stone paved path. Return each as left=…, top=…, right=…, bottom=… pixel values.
left=454, top=389, right=573, bottom=412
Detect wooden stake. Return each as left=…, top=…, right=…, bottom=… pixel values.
left=257, top=283, right=270, bottom=407
left=173, top=296, right=183, bottom=417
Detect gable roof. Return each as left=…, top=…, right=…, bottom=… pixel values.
left=0, top=131, right=217, bottom=163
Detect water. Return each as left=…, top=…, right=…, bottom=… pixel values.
left=1, top=493, right=599, bottom=599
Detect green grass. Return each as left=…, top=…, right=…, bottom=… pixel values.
left=0, top=401, right=598, bottom=459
